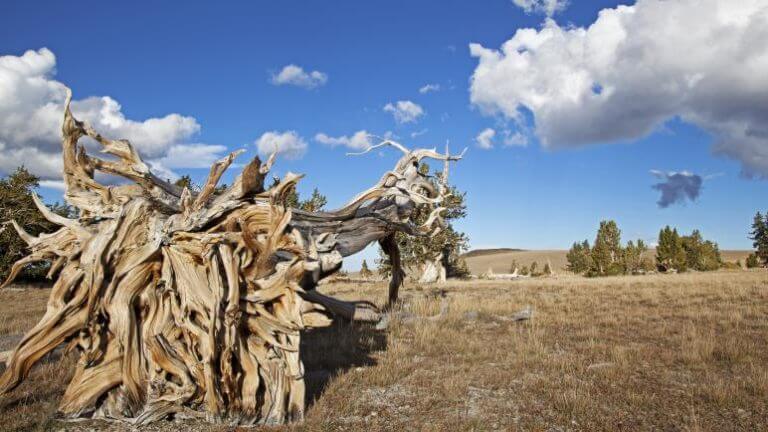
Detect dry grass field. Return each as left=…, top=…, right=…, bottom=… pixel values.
left=463, top=249, right=753, bottom=274
left=1, top=270, right=767, bottom=431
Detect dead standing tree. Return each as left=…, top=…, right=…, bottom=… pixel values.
left=0, top=91, right=463, bottom=426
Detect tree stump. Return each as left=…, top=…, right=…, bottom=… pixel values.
left=0, top=90, right=462, bottom=426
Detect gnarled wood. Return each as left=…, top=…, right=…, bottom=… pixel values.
left=0, top=92, right=462, bottom=426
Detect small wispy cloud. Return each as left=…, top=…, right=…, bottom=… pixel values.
left=476, top=128, right=496, bottom=149
left=511, top=0, right=568, bottom=16
left=419, top=83, right=441, bottom=94
left=271, top=64, right=327, bottom=89
left=410, top=128, right=428, bottom=138
left=650, top=170, right=704, bottom=208
left=502, top=129, right=528, bottom=147
left=476, top=128, right=527, bottom=149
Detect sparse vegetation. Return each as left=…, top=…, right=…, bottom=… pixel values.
left=543, top=261, right=552, bottom=275
left=747, top=253, right=760, bottom=268
left=566, top=220, right=650, bottom=277
left=567, top=221, right=724, bottom=277
left=0, top=167, right=71, bottom=283
left=566, top=240, right=591, bottom=274
left=657, top=227, right=723, bottom=273
left=2, top=271, right=767, bottom=431
left=681, top=229, right=722, bottom=271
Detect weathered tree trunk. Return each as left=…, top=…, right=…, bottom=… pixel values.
left=418, top=252, right=447, bottom=284
left=0, top=91, right=462, bottom=426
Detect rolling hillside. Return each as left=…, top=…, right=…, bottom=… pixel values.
left=462, top=249, right=753, bottom=275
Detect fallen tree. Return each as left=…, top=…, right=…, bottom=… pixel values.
left=0, top=90, right=462, bottom=426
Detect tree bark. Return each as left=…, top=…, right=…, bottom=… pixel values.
left=379, top=234, right=405, bottom=308
left=0, top=91, right=463, bottom=426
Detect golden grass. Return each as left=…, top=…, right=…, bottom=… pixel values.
left=464, top=249, right=753, bottom=274
left=1, top=270, right=766, bottom=431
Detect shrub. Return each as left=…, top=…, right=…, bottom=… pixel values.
left=509, top=259, right=520, bottom=274
left=746, top=253, right=760, bottom=268
left=359, top=259, right=373, bottom=278
left=566, top=240, right=591, bottom=274
left=681, top=230, right=722, bottom=271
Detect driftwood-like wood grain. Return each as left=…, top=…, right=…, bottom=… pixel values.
left=0, top=90, right=462, bottom=426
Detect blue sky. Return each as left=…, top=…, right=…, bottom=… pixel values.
left=1, top=0, right=766, bottom=269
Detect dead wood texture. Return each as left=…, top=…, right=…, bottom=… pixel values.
left=0, top=90, right=462, bottom=426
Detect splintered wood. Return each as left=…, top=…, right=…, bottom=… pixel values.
left=0, top=90, right=462, bottom=426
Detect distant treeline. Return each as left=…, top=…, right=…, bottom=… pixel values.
left=566, top=220, right=731, bottom=277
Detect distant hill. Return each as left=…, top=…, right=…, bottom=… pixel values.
left=461, top=248, right=753, bottom=275
left=461, top=248, right=525, bottom=258
left=463, top=249, right=567, bottom=275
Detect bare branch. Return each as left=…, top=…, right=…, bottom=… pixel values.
left=346, top=138, right=410, bottom=157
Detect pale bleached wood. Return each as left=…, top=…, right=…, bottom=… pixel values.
left=0, top=92, right=462, bottom=426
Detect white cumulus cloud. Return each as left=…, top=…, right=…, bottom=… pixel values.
left=469, top=0, right=768, bottom=177
left=512, top=0, right=568, bottom=16
left=255, top=131, right=307, bottom=160
left=503, top=130, right=528, bottom=147
left=0, top=48, right=223, bottom=184
left=271, top=64, right=328, bottom=89
left=475, top=127, right=527, bottom=149
left=383, top=100, right=425, bottom=124
left=476, top=128, right=496, bottom=149
left=314, top=130, right=372, bottom=151
left=151, top=143, right=229, bottom=169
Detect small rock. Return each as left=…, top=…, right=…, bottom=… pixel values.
left=375, top=315, right=390, bottom=330
left=463, top=311, right=479, bottom=321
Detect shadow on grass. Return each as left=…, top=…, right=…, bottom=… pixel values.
left=300, top=320, right=387, bottom=408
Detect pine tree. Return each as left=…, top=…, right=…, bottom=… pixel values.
left=746, top=253, right=759, bottom=268
left=679, top=229, right=722, bottom=271
left=379, top=162, right=469, bottom=280
left=359, top=259, right=373, bottom=278
left=298, top=188, right=328, bottom=212
left=623, top=239, right=649, bottom=274
left=0, top=167, right=72, bottom=282
left=273, top=178, right=328, bottom=213
left=682, top=229, right=704, bottom=270
left=509, top=259, right=520, bottom=274
left=590, top=220, right=623, bottom=276
left=451, top=258, right=471, bottom=279
left=174, top=175, right=194, bottom=190
left=566, top=240, right=591, bottom=274
left=656, top=226, right=686, bottom=272
left=543, top=261, right=552, bottom=276
left=749, top=211, right=768, bottom=266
